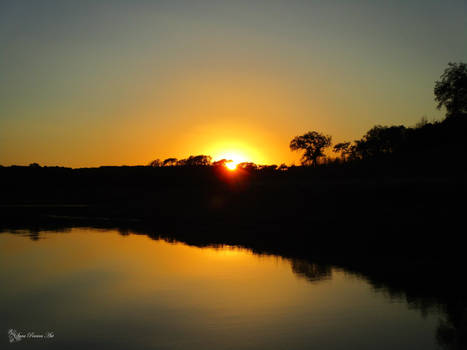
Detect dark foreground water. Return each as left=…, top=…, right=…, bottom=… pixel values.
left=0, top=228, right=445, bottom=349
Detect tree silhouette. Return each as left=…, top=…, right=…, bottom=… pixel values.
left=333, top=142, right=352, bottom=161
left=353, top=125, right=406, bottom=159
left=212, top=159, right=231, bottom=168
left=162, top=158, right=178, bottom=166
left=237, top=162, right=258, bottom=171
left=148, top=159, right=162, bottom=167
left=434, top=62, right=467, bottom=118
left=290, top=131, right=332, bottom=166
left=177, top=155, right=212, bottom=167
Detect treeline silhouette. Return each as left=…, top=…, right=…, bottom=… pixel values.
left=144, top=111, right=467, bottom=174
left=4, top=59, right=466, bottom=180
left=147, top=62, right=465, bottom=172
left=147, top=155, right=284, bottom=171
left=9, top=108, right=467, bottom=177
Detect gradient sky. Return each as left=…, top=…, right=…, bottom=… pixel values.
left=1, top=0, right=466, bottom=167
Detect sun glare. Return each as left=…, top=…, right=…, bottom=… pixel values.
left=225, top=161, right=237, bottom=171
left=215, top=152, right=248, bottom=171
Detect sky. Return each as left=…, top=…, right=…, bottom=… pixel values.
left=1, top=0, right=466, bottom=167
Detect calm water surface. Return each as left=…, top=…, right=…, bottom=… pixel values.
left=0, top=228, right=441, bottom=349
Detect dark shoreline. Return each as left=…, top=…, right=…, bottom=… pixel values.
left=1, top=164, right=466, bottom=348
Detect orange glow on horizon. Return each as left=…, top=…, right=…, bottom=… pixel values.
left=214, top=151, right=248, bottom=170
left=225, top=161, right=237, bottom=171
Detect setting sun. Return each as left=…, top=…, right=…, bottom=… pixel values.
left=214, top=151, right=248, bottom=171
left=225, top=161, right=237, bottom=171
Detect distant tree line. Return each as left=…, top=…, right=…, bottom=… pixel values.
left=149, top=155, right=212, bottom=168
left=17, top=62, right=462, bottom=173
left=147, top=62, right=466, bottom=171
left=290, top=62, right=467, bottom=166
left=148, top=155, right=286, bottom=171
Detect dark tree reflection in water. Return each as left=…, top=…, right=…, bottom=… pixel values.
left=0, top=225, right=465, bottom=349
